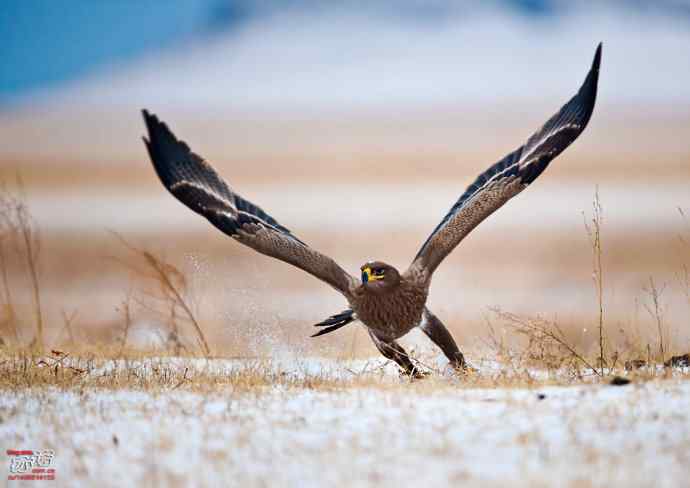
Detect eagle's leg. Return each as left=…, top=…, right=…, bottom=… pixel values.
left=367, top=330, right=425, bottom=378
left=420, top=309, right=466, bottom=371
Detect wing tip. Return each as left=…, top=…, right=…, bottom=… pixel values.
left=575, top=42, right=602, bottom=124
left=140, top=109, right=183, bottom=151
left=592, top=42, right=602, bottom=73
left=140, top=109, right=182, bottom=189
left=585, top=42, right=602, bottom=86
left=141, top=109, right=160, bottom=142
left=141, top=108, right=156, bottom=128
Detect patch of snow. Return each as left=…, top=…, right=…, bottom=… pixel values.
left=2, top=359, right=689, bottom=487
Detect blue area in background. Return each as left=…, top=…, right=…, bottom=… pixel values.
left=0, top=0, right=248, bottom=103
left=1, top=0, right=688, bottom=104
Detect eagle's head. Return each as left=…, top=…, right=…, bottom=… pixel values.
left=360, top=261, right=400, bottom=292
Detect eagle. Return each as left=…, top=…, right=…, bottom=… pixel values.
left=142, top=44, right=601, bottom=377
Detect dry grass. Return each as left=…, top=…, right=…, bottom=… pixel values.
left=487, top=307, right=600, bottom=377
left=482, top=192, right=689, bottom=380
left=110, top=232, right=210, bottom=357
left=0, top=350, right=302, bottom=393
left=1, top=346, right=686, bottom=395
left=679, top=207, right=690, bottom=327
left=643, top=277, right=667, bottom=364
left=583, top=186, right=606, bottom=374
left=0, top=180, right=44, bottom=351
left=0, top=346, right=417, bottom=393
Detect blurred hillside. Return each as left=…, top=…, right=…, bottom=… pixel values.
left=4, top=1, right=690, bottom=108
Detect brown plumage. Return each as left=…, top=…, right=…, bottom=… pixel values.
left=142, top=44, right=601, bottom=377
left=352, top=262, right=427, bottom=339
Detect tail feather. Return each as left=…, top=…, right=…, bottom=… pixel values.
left=311, top=309, right=355, bottom=337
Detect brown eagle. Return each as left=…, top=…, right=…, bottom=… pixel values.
left=142, top=44, right=601, bottom=377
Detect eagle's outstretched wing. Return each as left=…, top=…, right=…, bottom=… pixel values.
left=142, top=110, right=357, bottom=296
left=410, top=43, right=601, bottom=278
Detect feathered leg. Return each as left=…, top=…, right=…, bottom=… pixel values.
left=420, top=309, right=466, bottom=370
left=368, top=330, right=425, bottom=378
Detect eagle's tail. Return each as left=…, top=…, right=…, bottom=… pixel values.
left=311, top=309, right=356, bottom=337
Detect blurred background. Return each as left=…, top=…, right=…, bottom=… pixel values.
left=1, top=0, right=689, bottom=359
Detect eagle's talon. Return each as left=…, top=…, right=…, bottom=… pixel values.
left=400, top=367, right=430, bottom=381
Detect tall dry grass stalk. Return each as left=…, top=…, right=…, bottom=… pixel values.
left=643, top=277, right=667, bottom=363
left=679, top=207, right=690, bottom=325
left=0, top=223, right=18, bottom=342
left=682, top=263, right=690, bottom=317
left=583, top=187, right=606, bottom=375
left=112, top=233, right=211, bottom=357
left=0, top=181, right=44, bottom=350
left=117, top=289, right=133, bottom=356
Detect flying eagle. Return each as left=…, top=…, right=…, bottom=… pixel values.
left=142, top=44, right=601, bottom=376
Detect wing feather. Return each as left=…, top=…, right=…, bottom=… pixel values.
left=142, top=110, right=357, bottom=296
left=411, top=44, right=601, bottom=277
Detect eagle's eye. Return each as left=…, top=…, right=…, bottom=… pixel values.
left=374, top=268, right=385, bottom=276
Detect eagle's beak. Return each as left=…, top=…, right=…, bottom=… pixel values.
left=361, top=266, right=383, bottom=283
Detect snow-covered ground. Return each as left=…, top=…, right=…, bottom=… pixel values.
left=2, top=358, right=689, bottom=487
